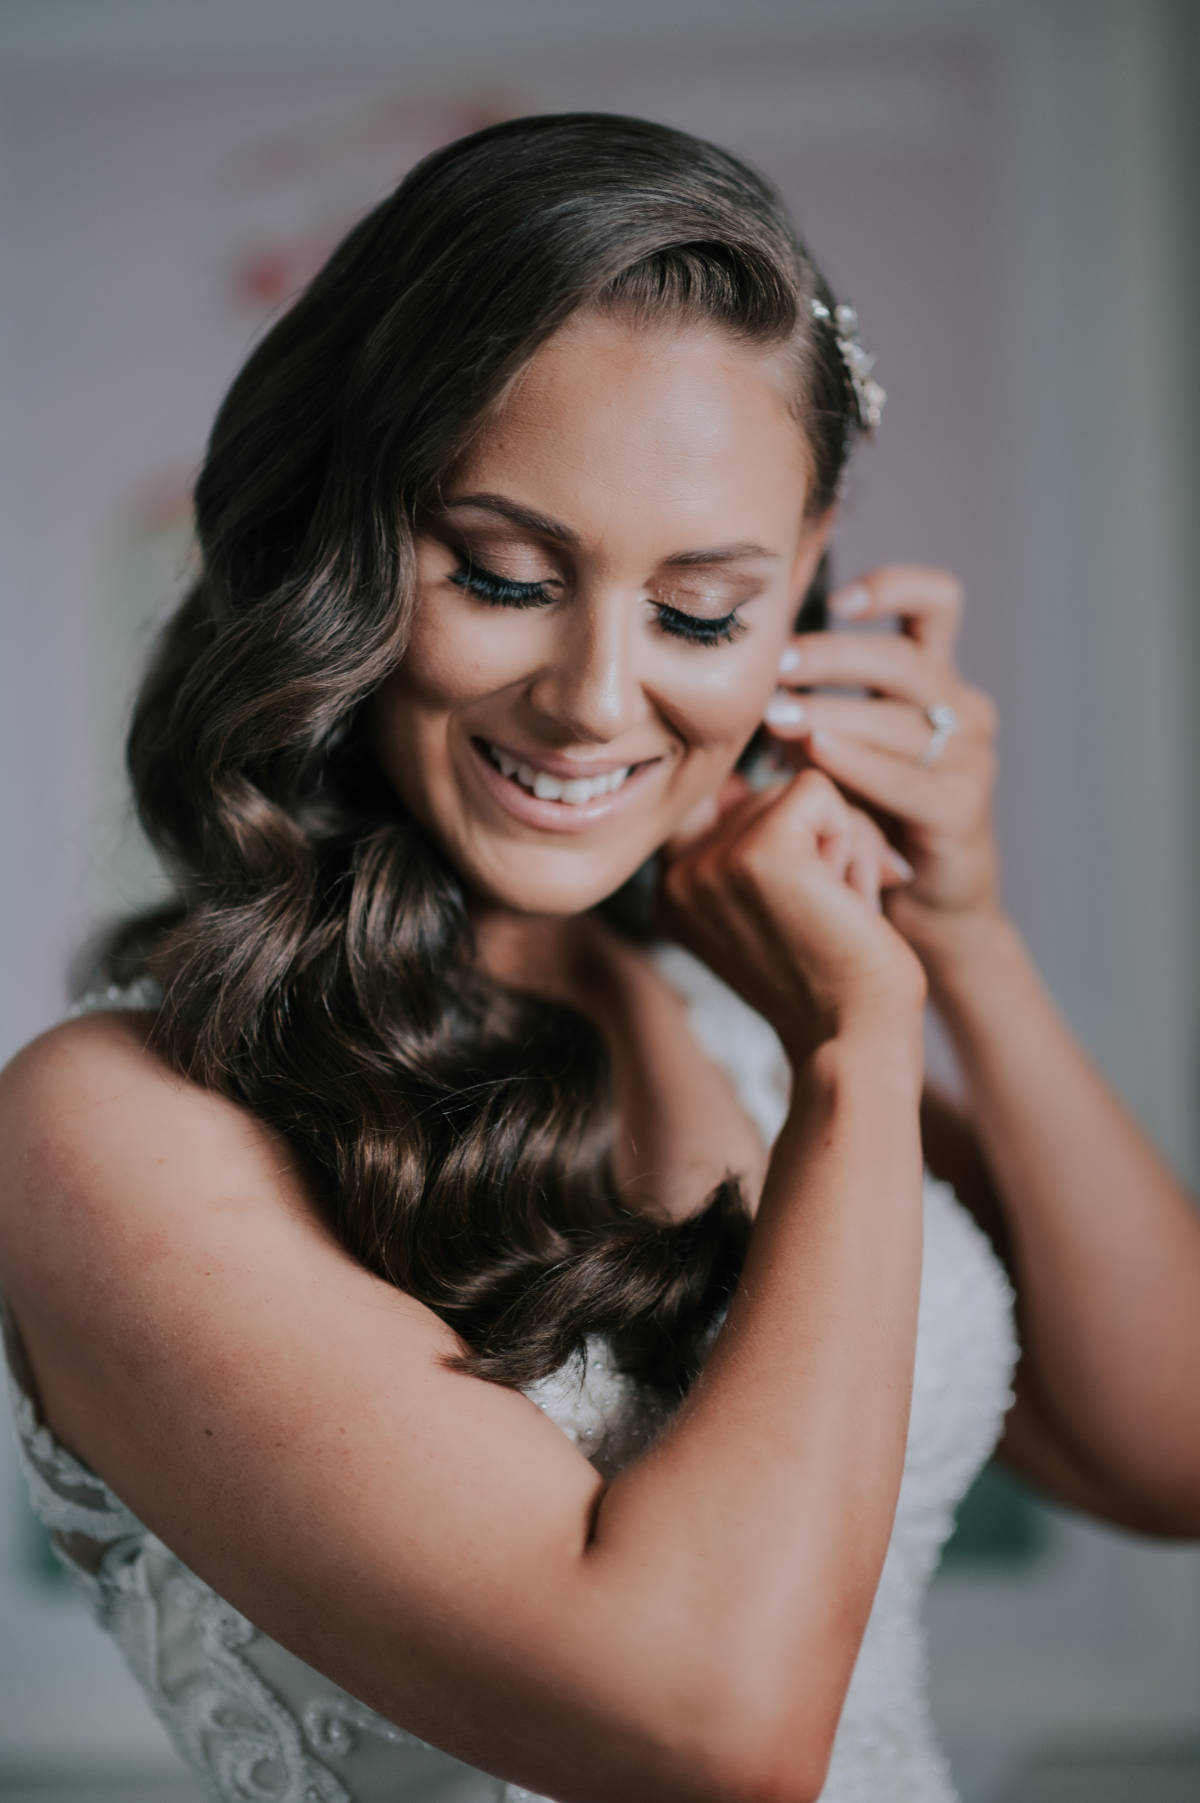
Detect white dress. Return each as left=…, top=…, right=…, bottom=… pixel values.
left=1, top=942, right=1021, bottom=1802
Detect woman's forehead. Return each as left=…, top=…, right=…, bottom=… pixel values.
left=450, top=312, right=813, bottom=560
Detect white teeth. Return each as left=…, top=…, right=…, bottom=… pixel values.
left=484, top=742, right=632, bottom=804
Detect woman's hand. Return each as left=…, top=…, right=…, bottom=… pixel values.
left=762, top=564, right=1004, bottom=960
left=656, top=766, right=926, bottom=1066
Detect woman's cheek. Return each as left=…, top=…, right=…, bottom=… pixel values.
left=660, top=636, right=782, bottom=757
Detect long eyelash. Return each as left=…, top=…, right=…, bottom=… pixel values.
left=451, top=560, right=747, bottom=647
left=654, top=603, right=748, bottom=647
left=449, top=563, right=553, bottom=608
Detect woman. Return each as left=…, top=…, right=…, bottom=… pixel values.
left=1, top=112, right=1197, bottom=1803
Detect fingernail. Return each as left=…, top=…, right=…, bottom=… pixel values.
left=887, top=849, right=916, bottom=880
left=778, top=642, right=803, bottom=675
left=830, top=583, right=870, bottom=620
left=809, top=727, right=836, bottom=751
left=763, top=692, right=807, bottom=728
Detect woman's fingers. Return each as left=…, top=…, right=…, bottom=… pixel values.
left=664, top=768, right=912, bottom=912
left=800, top=727, right=986, bottom=835
left=774, top=628, right=956, bottom=710
left=763, top=692, right=975, bottom=763
left=881, top=840, right=917, bottom=885
left=844, top=813, right=884, bottom=912
left=773, top=565, right=975, bottom=709
left=760, top=561, right=1003, bottom=926
left=665, top=767, right=856, bottom=887
left=843, top=811, right=914, bottom=912
left=717, top=767, right=855, bottom=873
left=657, top=762, right=929, bottom=1053
left=827, top=563, right=964, bottom=662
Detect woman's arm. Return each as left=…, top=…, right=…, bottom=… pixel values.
left=760, top=558, right=1196, bottom=1536
left=921, top=1077, right=1200, bottom=1536
left=587, top=1018, right=926, bottom=1783
left=767, top=562, right=1200, bottom=1541
left=0, top=988, right=924, bottom=1803
left=918, top=913, right=1200, bottom=1539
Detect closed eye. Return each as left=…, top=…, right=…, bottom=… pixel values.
left=449, top=563, right=553, bottom=607
left=652, top=603, right=748, bottom=647
left=449, top=561, right=749, bottom=648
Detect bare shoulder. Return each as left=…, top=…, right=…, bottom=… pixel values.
left=0, top=997, right=860, bottom=1795
left=2, top=1003, right=265, bottom=1141
left=0, top=1007, right=333, bottom=1305
left=0, top=1007, right=646, bottom=1787
left=0, top=1007, right=464, bottom=1478
left=1, top=1006, right=261, bottom=1162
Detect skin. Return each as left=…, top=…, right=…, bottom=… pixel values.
left=374, top=305, right=1200, bottom=1533
left=768, top=564, right=1200, bottom=1535
left=366, top=310, right=904, bottom=949
left=0, top=305, right=1196, bottom=1803
left=0, top=311, right=934, bottom=1803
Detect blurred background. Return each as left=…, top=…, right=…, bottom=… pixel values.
left=0, top=0, right=1197, bottom=1798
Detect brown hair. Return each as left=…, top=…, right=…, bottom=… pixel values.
left=100, top=113, right=864, bottom=1395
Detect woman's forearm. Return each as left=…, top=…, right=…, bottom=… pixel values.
left=922, top=909, right=1200, bottom=1524
left=584, top=1019, right=925, bottom=1782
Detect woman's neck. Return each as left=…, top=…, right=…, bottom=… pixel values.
left=468, top=903, right=627, bottom=1013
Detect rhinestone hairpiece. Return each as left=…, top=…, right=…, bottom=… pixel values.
left=809, top=297, right=886, bottom=435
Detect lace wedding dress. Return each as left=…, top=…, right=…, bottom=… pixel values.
left=2, top=942, right=1020, bottom=1802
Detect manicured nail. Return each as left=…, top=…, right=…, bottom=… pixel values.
left=778, top=642, right=804, bottom=675
left=830, top=583, right=871, bottom=620
left=763, top=692, right=807, bottom=728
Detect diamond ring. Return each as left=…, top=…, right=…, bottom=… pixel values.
left=918, top=701, right=961, bottom=767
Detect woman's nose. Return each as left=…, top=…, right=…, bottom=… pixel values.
left=525, top=597, right=647, bottom=742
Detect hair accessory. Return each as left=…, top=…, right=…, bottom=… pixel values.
left=918, top=700, right=961, bottom=766
left=809, top=297, right=886, bottom=435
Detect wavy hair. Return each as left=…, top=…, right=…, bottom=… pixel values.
left=99, top=114, right=864, bottom=1395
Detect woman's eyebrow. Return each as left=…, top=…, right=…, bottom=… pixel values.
left=442, top=493, right=780, bottom=566
left=442, top=492, right=579, bottom=545
left=664, top=544, right=781, bottom=568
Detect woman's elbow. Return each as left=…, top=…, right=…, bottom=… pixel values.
left=695, top=1732, right=832, bottom=1803
left=663, top=1678, right=836, bottom=1803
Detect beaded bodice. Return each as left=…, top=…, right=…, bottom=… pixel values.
left=2, top=944, right=1020, bottom=1801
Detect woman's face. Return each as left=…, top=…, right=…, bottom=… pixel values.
left=369, top=309, right=831, bottom=918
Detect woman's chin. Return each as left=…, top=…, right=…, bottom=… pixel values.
left=459, top=846, right=651, bottom=921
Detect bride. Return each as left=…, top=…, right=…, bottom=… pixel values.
left=1, top=112, right=1198, bottom=1803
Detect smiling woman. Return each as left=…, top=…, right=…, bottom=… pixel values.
left=367, top=312, right=821, bottom=914
left=2, top=108, right=1197, bottom=1803
left=0, top=111, right=996, bottom=1803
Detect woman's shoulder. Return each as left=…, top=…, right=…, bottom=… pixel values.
left=1, top=1002, right=280, bottom=1179
left=0, top=1004, right=330, bottom=1322
left=0, top=999, right=478, bottom=1518
left=0, top=1004, right=183, bottom=1191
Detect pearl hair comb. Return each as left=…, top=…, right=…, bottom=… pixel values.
left=809, top=296, right=886, bottom=435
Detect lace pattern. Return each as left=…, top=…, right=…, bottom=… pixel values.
left=2, top=953, right=1021, bottom=1802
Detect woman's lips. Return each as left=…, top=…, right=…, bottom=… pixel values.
left=466, top=736, right=663, bottom=834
